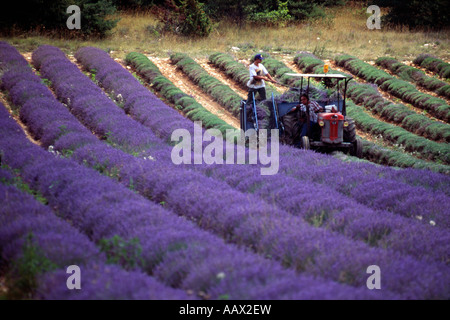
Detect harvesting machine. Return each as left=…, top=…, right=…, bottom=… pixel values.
left=240, top=72, right=362, bottom=158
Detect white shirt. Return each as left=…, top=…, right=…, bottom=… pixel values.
left=247, top=63, right=269, bottom=89
left=300, top=101, right=322, bottom=122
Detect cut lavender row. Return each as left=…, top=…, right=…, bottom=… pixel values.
left=0, top=101, right=377, bottom=299
left=3, top=58, right=448, bottom=298
left=0, top=168, right=189, bottom=300
left=72, top=46, right=450, bottom=222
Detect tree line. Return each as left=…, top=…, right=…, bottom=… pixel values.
left=0, top=0, right=448, bottom=38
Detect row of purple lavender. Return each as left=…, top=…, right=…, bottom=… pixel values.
left=0, top=164, right=189, bottom=300
left=73, top=47, right=450, bottom=229
left=0, top=42, right=389, bottom=299
left=27, top=45, right=450, bottom=298
left=10, top=43, right=450, bottom=298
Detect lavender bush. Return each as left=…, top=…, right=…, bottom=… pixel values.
left=0, top=100, right=381, bottom=300
left=0, top=167, right=188, bottom=300
left=2, top=47, right=450, bottom=299
left=1, top=42, right=449, bottom=299
left=71, top=46, right=450, bottom=227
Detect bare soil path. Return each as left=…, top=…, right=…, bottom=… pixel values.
left=195, top=58, right=248, bottom=99
left=405, top=61, right=450, bottom=83
left=0, top=90, right=41, bottom=147
left=376, top=64, right=450, bottom=105
left=149, top=56, right=240, bottom=128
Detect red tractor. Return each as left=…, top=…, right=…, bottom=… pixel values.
left=240, top=72, right=362, bottom=158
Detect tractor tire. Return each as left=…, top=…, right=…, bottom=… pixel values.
left=280, top=112, right=301, bottom=145
left=302, top=136, right=310, bottom=150
left=350, top=138, right=363, bottom=158
left=343, top=118, right=357, bottom=143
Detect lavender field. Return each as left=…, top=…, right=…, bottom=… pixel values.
left=0, top=41, right=449, bottom=301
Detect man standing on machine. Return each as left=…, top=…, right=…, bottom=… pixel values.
left=247, top=54, right=278, bottom=104
left=246, top=54, right=278, bottom=126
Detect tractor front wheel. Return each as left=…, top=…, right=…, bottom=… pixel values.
left=343, top=118, right=357, bottom=143
left=350, top=138, right=363, bottom=158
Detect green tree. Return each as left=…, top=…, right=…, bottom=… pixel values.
left=374, top=0, right=449, bottom=29
left=0, top=0, right=119, bottom=38
left=155, top=0, right=213, bottom=37
left=179, top=0, right=213, bottom=37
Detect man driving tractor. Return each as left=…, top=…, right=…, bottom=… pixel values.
left=282, top=94, right=323, bottom=147
left=297, top=93, right=323, bottom=145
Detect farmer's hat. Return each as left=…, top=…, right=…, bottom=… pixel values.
left=254, top=54, right=264, bottom=61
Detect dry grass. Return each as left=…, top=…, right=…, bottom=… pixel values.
left=1, top=3, right=449, bottom=62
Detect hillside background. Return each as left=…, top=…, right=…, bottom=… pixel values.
left=0, top=0, right=449, bottom=60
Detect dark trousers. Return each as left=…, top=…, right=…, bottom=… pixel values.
left=247, top=87, right=267, bottom=105
left=246, top=87, right=266, bottom=119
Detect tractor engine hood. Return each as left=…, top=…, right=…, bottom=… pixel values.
left=318, top=113, right=345, bottom=144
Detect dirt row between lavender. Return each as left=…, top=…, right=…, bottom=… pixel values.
left=195, top=58, right=249, bottom=99
left=327, top=60, right=447, bottom=124
left=0, top=54, right=41, bottom=147
left=147, top=56, right=241, bottom=129
left=375, top=63, right=450, bottom=106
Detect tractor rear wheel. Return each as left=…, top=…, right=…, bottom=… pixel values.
left=302, top=136, right=310, bottom=150
left=343, top=118, right=357, bottom=143
left=350, top=138, right=363, bottom=158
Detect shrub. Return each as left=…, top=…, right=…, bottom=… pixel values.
left=0, top=0, right=119, bottom=38
left=413, top=54, right=450, bottom=80
left=247, top=0, right=293, bottom=26
left=155, top=0, right=213, bottom=37
left=375, top=0, right=450, bottom=30
left=376, top=56, right=450, bottom=99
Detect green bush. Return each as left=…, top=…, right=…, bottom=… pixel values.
left=376, top=56, right=450, bottom=99
left=375, top=0, right=449, bottom=30
left=179, top=0, right=213, bottom=37
left=203, top=0, right=346, bottom=24
left=413, top=54, right=450, bottom=80
left=155, top=0, right=213, bottom=37
left=247, top=0, right=293, bottom=26
left=335, top=54, right=450, bottom=122
left=0, top=0, right=119, bottom=38
left=286, top=0, right=326, bottom=21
